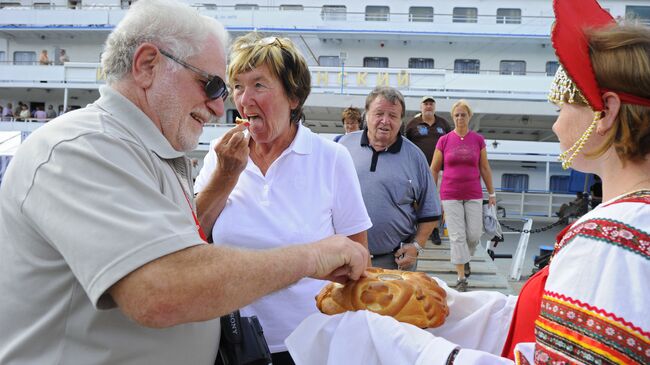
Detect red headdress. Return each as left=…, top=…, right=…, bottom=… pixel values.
left=551, top=0, right=650, bottom=110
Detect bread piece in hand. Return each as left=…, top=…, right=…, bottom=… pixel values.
left=315, top=267, right=449, bottom=328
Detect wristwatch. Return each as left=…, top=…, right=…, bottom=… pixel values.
left=406, top=241, right=424, bottom=255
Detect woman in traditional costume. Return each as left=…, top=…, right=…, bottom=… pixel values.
left=286, top=0, right=650, bottom=363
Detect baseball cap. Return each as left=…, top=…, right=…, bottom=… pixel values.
left=421, top=96, right=435, bottom=103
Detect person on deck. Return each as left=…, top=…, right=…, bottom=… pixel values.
left=286, top=1, right=650, bottom=364
left=0, top=2, right=369, bottom=364
left=193, top=32, right=371, bottom=365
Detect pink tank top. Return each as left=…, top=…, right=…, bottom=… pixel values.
left=436, top=131, right=486, bottom=200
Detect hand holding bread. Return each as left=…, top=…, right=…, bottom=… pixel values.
left=213, top=120, right=250, bottom=177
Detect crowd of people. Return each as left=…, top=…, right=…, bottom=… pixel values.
left=37, top=48, right=70, bottom=66
left=1, top=102, right=70, bottom=121
left=0, top=0, right=647, bottom=364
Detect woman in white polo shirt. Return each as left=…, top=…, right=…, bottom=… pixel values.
left=194, top=32, right=372, bottom=365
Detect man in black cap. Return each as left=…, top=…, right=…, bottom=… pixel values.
left=404, top=96, right=451, bottom=245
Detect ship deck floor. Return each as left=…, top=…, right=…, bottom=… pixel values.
left=417, top=218, right=566, bottom=295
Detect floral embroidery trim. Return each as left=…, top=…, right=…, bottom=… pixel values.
left=534, top=336, right=586, bottom=364
left=539, top=294, right=649, bottom=364
left=544, top=292, right=650, bottom=339
left=555, top=218, right=650, bottom=259
left=535, top=318, right=638, bottom=364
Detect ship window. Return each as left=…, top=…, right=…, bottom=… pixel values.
left=408, top=58, right=434, bottom=69
left=197, top=3, right=217, bottom=10
left=321, top=5, right=346, bottom=21
left=33, top=2, right=52, bottom=9
left=235, top=4, right=259, bottom=10
left=319, top=56, right=340, bottom=67
left=454, top=59, right=480, bottom=74
left=496, top=8, right=521, bottom=24
left=0, top=3, right=20, bottom=8
left=500, top=60, right=526, bottom=75
left=550, top=175, right=570, bottom=193
left=363, top=57, right=388, bottom=68
left=366, top=6, right=389, bottom=21
left=13, top=51, right=36, bottom=65
left=626, top=6, right=650, bottom=25
left=546, top=61, right=560, bottom=76
left=453, top=7, right=478, bottom=23
left=280, top=4, right=303, bottom=11
left=409, top=6, right=433, bottom=22
left=502, top=174, right=529, bottom=192
left=0, top=51, right=5, bottom=63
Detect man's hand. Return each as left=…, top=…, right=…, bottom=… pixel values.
left=394, top=244, right=418, bottom=270
left=307, top=235, right=370, bottom=284
left=215, top=123, right=250, bottom=177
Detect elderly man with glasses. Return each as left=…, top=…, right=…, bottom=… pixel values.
left=0, top=1, right=369, bottom=364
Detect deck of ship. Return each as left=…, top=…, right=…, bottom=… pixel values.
left=417, top=218, right=566, bottom=295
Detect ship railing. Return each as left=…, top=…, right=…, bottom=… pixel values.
left=2, top=3, right=644, bottom=33
left=0, top=3, right=555, bottom=33
left=0, top=63, right=556, bottom=102
left=483, top=216, right=535, bottom=281
left=505, top=217, right=533, bottom=281
left=488, top=190, right=575, bottom=220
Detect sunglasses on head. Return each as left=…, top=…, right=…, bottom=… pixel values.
left=237, top=36, right=288, bottom=51
left=159, top=49, right=229, bottom=101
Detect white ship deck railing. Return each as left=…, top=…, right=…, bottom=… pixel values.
left=491, top=190, right=575, bottom=219
left=0, top=62, right=553, bottom=102
left=0, top=5, right=554, bottom=38
left=0, top=2, right=643, bottom=33
left=3, top=118, right=576, bottom=219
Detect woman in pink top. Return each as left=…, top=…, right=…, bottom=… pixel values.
left=431, top=99, right=495, bottom=292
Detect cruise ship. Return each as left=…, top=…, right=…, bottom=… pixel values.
left=2, top=0, right=647, bottom=218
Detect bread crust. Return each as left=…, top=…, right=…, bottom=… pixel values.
left=315, top=267, right=449, bottom=328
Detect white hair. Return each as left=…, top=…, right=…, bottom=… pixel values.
left=101, top=0, right=229, bottom=84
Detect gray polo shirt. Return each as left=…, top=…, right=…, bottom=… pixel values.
left=0, top=86, right=220, bottom=364
left=339, top=130, right=441, bottom=255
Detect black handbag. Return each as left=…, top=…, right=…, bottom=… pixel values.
left=214, top=310, right=272, bottom=365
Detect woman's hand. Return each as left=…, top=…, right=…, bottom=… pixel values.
left=215, top=123, right=250, bottom=177
left=488, top=195, right=496, bottom=207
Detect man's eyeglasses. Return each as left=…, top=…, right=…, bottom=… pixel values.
left=159, top=49, right=229, bottom=101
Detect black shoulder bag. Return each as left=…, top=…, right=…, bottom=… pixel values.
left=214, top=310, right=272, bottom=365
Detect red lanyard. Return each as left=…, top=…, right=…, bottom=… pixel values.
left=181, top=190, right=208, bottom=242
left=168, top=159, right=208, bottom=242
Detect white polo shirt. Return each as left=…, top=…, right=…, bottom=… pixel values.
left=195, top=123, right=372, bottom=352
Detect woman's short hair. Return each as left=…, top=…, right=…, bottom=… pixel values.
left=364, top=87, right=405, bottom=118
left=101, top=0, right=228, bottom=84
left=228, top=33, right=311, bottom=124
left=587, top=23, right=650, bottom=163
left=451, top=99, right=473, bottom=119
left=341, top=106, right=362, bottom=125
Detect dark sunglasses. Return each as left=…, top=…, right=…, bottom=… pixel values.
left=159, top=49, right=229, bottom=101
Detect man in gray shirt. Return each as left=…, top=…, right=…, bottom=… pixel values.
left=340, top=87, right=441, bottom=270
left=0, top=1, right=368, bottom=364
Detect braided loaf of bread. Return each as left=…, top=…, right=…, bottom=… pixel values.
left=315, top=267, right=449, bottom=328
